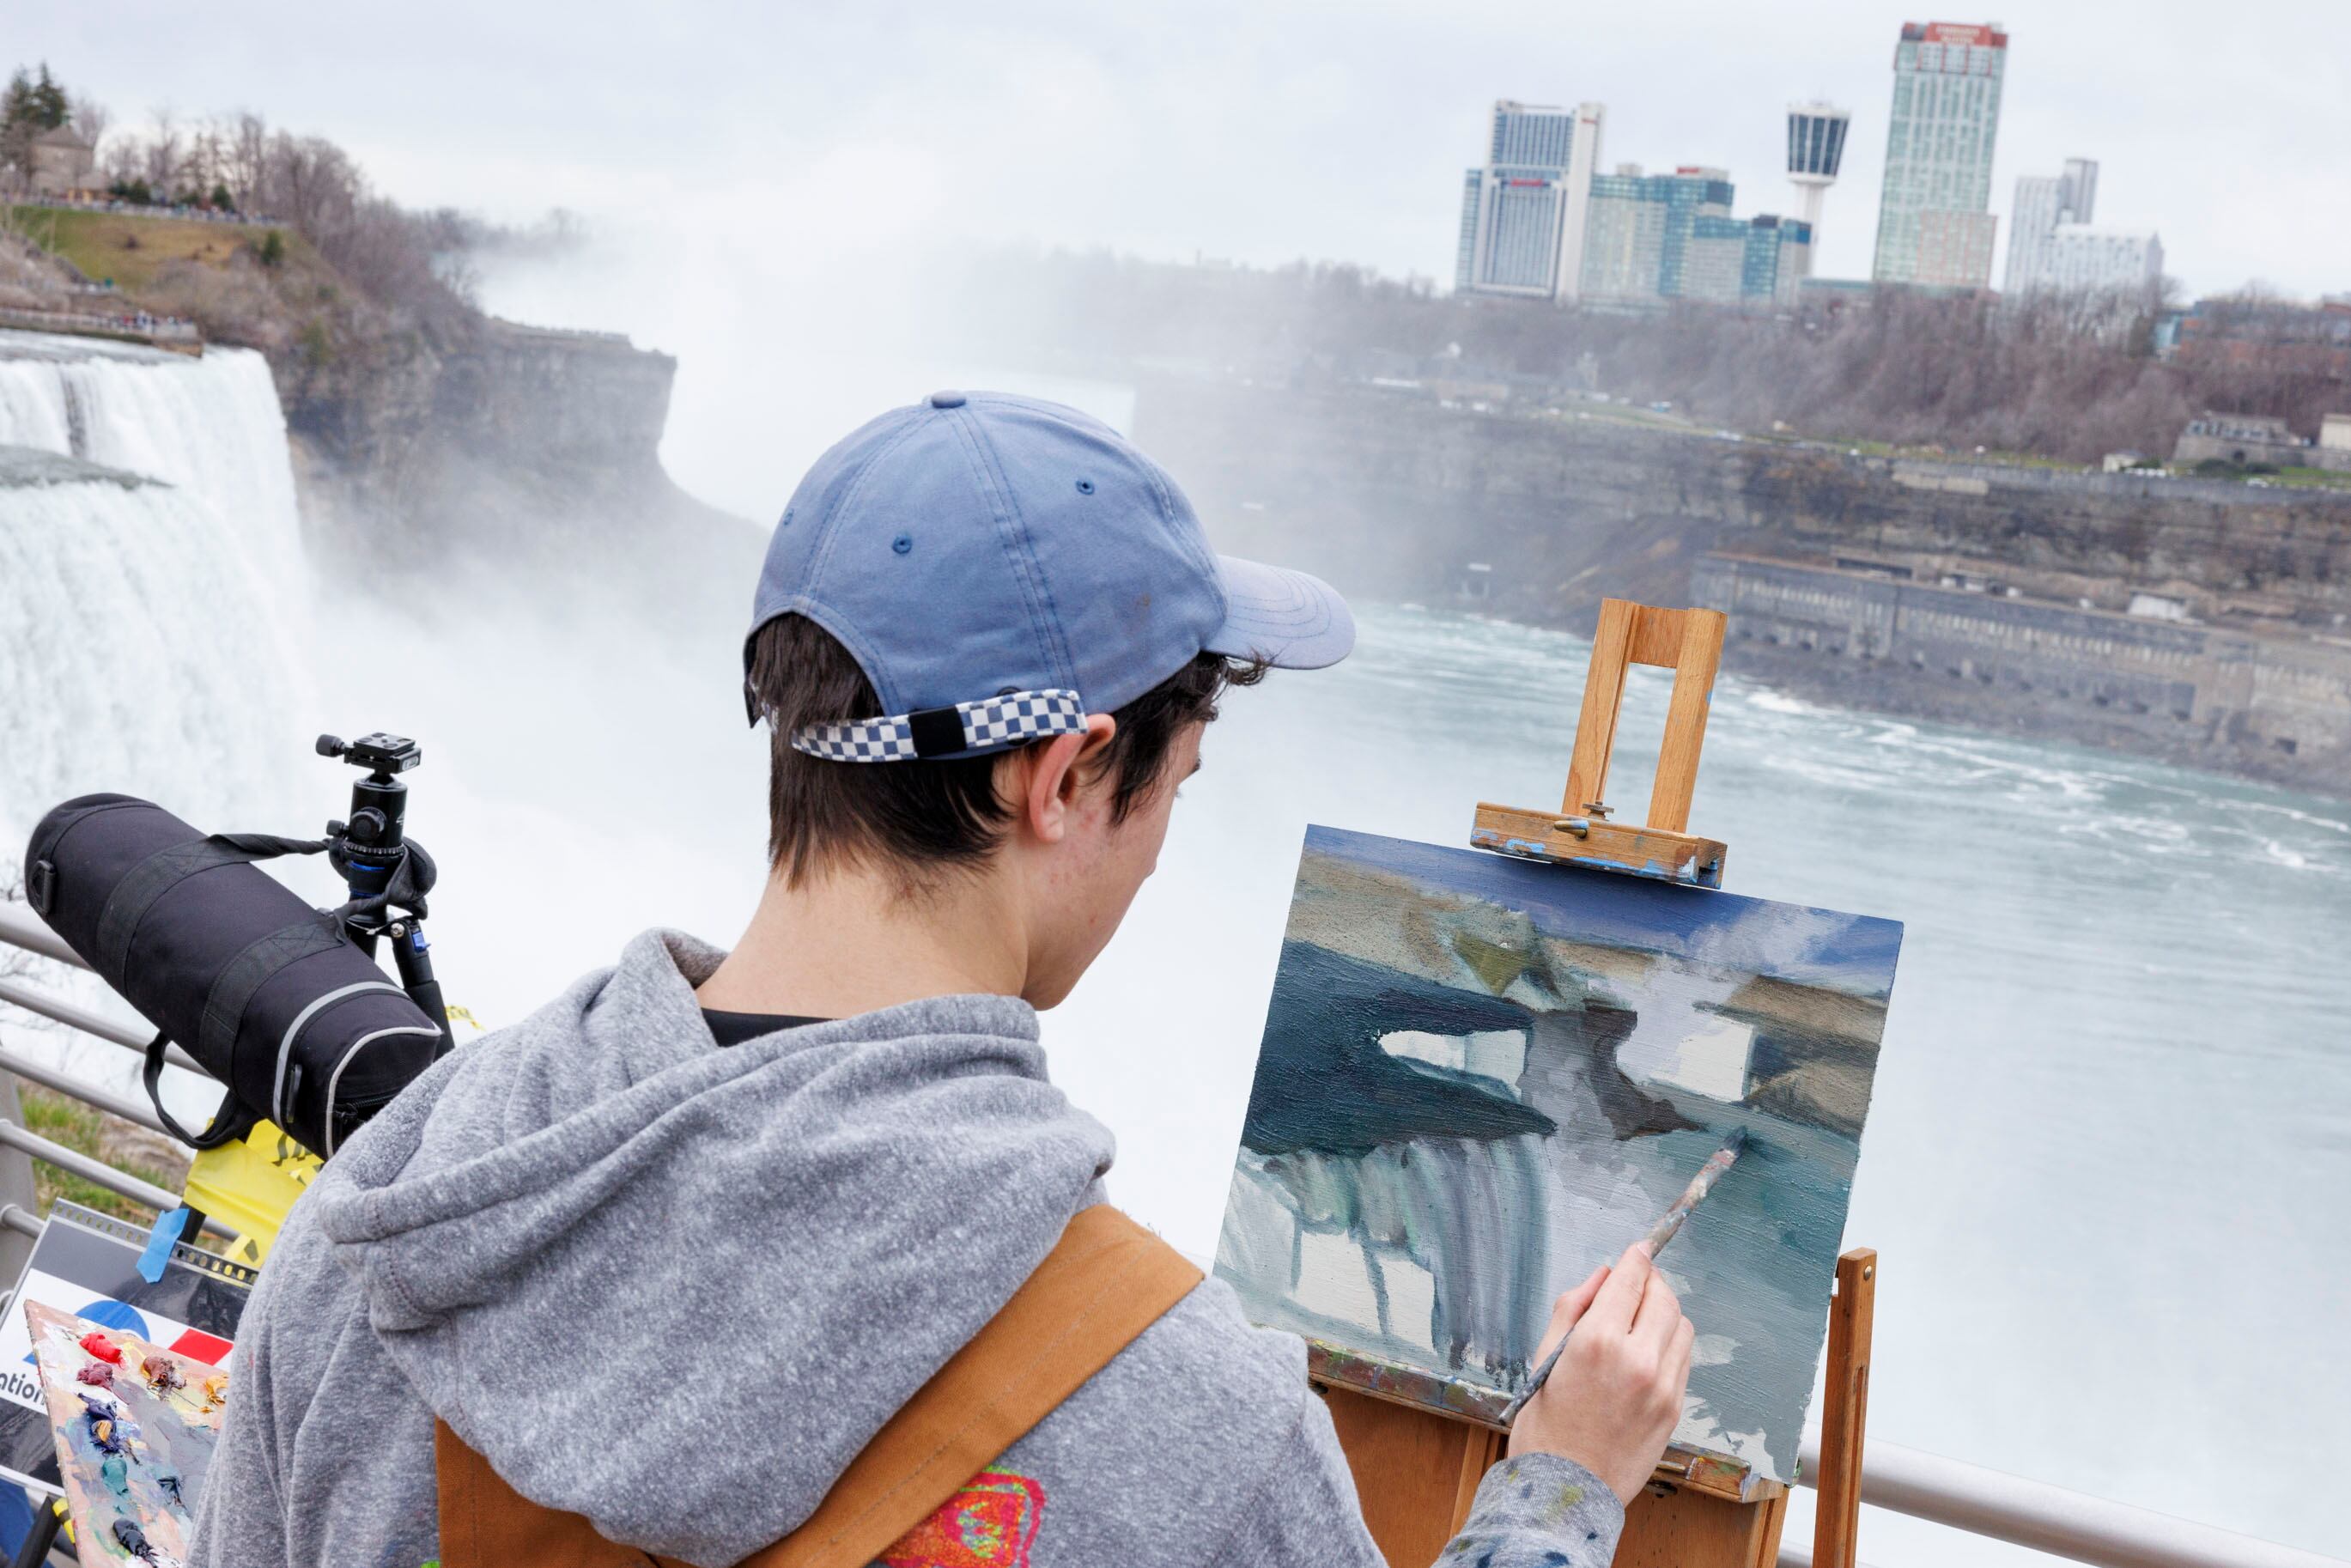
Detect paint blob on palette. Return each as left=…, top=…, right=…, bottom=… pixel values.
left=25, top=1301, right=230, bottom=1567
left=1214, top=826, right=1903, bottom=1483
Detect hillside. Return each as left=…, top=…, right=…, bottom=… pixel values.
left=2, top=203, right=294, bottom=295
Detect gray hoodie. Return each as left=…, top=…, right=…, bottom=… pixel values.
left=191, top=930, right=1624, bottom=1568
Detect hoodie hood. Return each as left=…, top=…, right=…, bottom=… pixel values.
left=307, top=930, right=1115, bottom=1566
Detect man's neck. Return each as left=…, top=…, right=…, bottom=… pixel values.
left=695, top=864, right=1031, bottom=1019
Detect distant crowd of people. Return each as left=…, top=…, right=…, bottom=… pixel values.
left=9, top=190, right=272, bottom=225
left=0, top=301, right=200, bottom=340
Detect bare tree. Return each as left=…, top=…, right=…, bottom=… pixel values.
left=224, top=112, right=267, bottom=210
left=140, top=106, right=182, bottom=198
left=67, top=91, right=106, bottom=149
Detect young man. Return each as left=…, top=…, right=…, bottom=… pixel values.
left=194, top=392, right=1692, bottom=1567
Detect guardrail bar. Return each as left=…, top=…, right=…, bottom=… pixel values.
left=0, top=1123, right=232, bottom=1240
left=0, top=976, right=204, bottom=1073
left=0, top=904, right=88, bottom=969
left=1796, top=1431, right=2345, bottom=1568
left=0, top=1042, right=168, bottom=1134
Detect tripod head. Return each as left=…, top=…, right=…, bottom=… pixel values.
left=315, top=732, right=454, bottom=1059
left=318, top=731, right=421, bottom=776
left=316, top=732, right=422, bottom=918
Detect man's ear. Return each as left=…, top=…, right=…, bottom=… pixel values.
left=1019, top=715, right=1118, bottom=844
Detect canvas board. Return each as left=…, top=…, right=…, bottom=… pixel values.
left=26, top=1301, right=228, bottom=1567
left=1214, top=826, right=1903, bottom=1483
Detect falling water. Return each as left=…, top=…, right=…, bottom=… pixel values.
left=0, top=337, right=310, bottom=842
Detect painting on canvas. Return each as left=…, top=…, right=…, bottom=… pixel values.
left=1214, top=826, right=1903, bottom=1482
left=26, top=1300, right=229, bottom=1566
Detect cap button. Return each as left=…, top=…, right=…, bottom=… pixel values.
left=928, top=390, right=967, bottom=410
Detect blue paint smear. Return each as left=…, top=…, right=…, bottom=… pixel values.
left=1315, top=824, right=1900, bottom=998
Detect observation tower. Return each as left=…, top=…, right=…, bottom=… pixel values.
left=1785, top=100, right=1850, bottom=240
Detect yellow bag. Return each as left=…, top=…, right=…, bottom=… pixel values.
left=182, top=1121, right=321, bottom=1266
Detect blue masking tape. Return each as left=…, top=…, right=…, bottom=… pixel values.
left=137, top=1207, right=190, bottom=1284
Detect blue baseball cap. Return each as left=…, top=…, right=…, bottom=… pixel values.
left=747, top=391, right=1353, bottom=761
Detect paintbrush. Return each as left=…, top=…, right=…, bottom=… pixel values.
left=1497, top=1127, right=1748, bottom=1427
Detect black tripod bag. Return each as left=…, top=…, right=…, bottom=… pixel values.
left=23, top=793, right=445, bottom=1157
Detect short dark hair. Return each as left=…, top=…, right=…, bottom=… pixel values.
left=748, top=615, right=1265, bottom=890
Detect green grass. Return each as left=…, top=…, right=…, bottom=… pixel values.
left=13, top=1080, right=186, bottom=1227
left=2, top=205, right=289, bottom=295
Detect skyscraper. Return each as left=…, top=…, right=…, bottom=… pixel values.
left=1871, top=21, right=2008, bottom=287
left=2006, top=156, right=2096, bottom=293
left=1579, top=167, right=1800, bottom=306
left=2042, top=226, right=2163, bottom=300
left=2007, top=175, right=2065, bottom=289
left=1455, top=100, right=1605, bottom=301
left=1579, top=166, right=1734, bottom=302
left=1683, top=214, right=1814, bottom=307
left=2058, top=158, right=2098, bottom=228
left=1785, top=102, right=1850, bottom=243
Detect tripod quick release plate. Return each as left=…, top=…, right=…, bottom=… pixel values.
left=317, top=732, right=422, bottom=776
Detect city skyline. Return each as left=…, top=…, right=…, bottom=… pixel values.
left=9, top=1, right=2345, bottom=306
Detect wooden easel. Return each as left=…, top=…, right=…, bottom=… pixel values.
left=1470, top=599, right=1729, bottom=888
left=1316, top=599, right=1879, bottom=1568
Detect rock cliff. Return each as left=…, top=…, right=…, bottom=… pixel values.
left=278, top=314, right=760, bottom=617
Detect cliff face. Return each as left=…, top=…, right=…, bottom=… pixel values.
left=276, top=315, right=760, bottom=614
left=1134, top=377, right=2351, bottom=794
left=278, top=317, right=672, bottom=507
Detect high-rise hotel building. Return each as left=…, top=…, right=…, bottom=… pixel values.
left=1870, top=21, right=2008, bottom=288
left=1455, top=100, right=1605, bottom=301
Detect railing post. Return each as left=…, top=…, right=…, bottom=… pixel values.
left=0, top=1077, right=40, bottom=1281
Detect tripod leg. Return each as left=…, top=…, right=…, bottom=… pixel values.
left=386, top=920, right=457, bottom=1058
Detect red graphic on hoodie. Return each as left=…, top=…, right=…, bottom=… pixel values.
left=878, top=1467, right=1046, bottom=1567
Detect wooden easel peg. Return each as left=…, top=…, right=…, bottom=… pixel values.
left=1470, top=599, right=1729, bottom=888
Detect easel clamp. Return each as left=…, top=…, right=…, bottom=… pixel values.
left=1470, top=599, right=1728, bottom=889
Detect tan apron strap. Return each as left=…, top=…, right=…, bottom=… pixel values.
left=434, top=1418, right=667, bottom=1567
left=434, top=1205, right=1201, bottom=1568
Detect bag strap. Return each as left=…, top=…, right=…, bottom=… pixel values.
left=142, top=1028, right=255, bottom=1151
left=433, top=1205, right=1201, bottom=1568
left=92, top=837, right=295, bottom=986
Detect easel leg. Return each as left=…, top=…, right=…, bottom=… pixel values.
left=1812, top=1248, right=1878, bottom=1568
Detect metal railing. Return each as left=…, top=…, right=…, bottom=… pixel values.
left=2, top=904, right=2347, bottom=1568
left=0, top=902, right=231, bottom=1239
left=1786, top=1429, right=2340, bottom=1568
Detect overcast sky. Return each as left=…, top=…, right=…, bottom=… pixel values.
left=17, top=0, right=2350, bottom=301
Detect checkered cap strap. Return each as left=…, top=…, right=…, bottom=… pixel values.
left=792, top=689, right=1087, bottom=763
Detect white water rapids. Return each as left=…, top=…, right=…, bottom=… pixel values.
left=1, top=334, right=2346, bottom=1567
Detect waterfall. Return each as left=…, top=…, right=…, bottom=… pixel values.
left=0, top=337, right=303, bottom=599
left=0, top=335, right=312, bottom=867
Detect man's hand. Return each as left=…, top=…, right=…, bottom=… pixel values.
left=1504, top=1243, right=1695, bottom=1505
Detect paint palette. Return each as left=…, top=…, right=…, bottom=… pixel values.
left=25, top=1300, right=230, bottom=1567
left=1214, top=825, right=1903, bottom=1484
